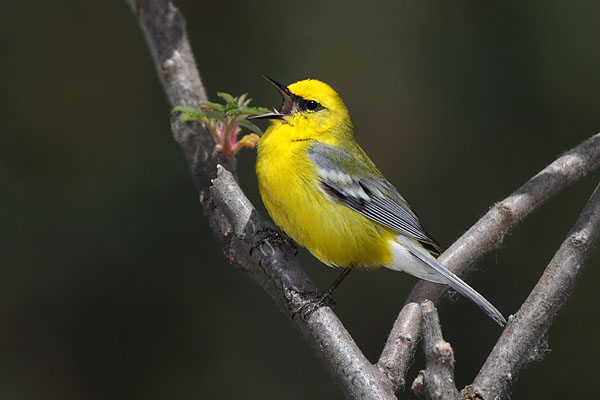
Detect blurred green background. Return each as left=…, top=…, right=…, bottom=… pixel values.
left=2, top=0, right=599, bottom=399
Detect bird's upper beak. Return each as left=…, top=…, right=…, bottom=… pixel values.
left=248, top=76, right=295, bottom=120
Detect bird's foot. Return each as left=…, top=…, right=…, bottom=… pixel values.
left=250, top=228, right=298, bottom=256
left=290, top=290, right=336, bottom=321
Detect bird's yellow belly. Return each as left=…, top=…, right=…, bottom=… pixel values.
left=257, top=154, right=394, bottom=268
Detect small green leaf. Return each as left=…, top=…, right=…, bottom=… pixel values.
left=226, top=109, right=247, bottom=117
left=237, top=119, right=263, bottom=134
left=224, top=101, right=240, bottom=115
left=203, top=110, right=227, bottom=121
left=173, top=106, right=200, bottom=114
left=200, top=101, right=226, bottom=112
left=172, top=106, right=209, bottom=122
left=181, top=114, right=207, bottom=123
left=239, top=106, right=271, bottom=115
left=217, top=92, right=235, bottom=103
left=237, top=93, right=249, bottom=107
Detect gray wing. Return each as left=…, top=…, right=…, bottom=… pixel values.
left=308, top=142, right=442, bottom=255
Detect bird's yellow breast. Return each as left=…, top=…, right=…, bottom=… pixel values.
left=256, top=123, right=395, bottom=268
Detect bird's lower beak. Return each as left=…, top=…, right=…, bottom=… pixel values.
left=248, top=110, right=285, bottom=120
left=248, top=76, right=294, bottom=120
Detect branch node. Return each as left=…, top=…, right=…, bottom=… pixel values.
left=162, top=50, right=179, bottom=70
left=411, top=370, right=426, bottom=398
left=412, top=300, right=458, bottom=400
left=497, top=201, right=515, bottom=221
left=458, top=385, right=482, bottom=400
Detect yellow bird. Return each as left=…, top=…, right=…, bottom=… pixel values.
left=251, top=77, right=505, bottom=326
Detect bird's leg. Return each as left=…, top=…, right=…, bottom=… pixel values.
left=293, top=268, right=352, bottom=321
left=250, top=227, right=297, bottom=256
left=322, top=267, right=352, bottom=298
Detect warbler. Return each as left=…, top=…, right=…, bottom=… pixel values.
left=251, top=77, right=505, bottom=326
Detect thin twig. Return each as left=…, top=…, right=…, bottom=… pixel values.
left=125, top=1, right=395, bottom=398
left=379, top=133, right=600, bottom=389
left=411, top=301, right=458, bottom=400
left=462, top=182, right=600, bottom=400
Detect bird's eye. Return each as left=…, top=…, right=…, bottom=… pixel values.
left=303, top=99, right=321, bottom=111
left=306, top=100, right=318, bottom=110
left=298, top=99, right=323, bottom=112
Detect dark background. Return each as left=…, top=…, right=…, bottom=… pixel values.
left=2, top=1, right=599, bottom=399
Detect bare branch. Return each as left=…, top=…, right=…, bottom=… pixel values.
left=411, top=301, right=458, bottom=400
left=381, top=133, right=600, bottom=388
left=377, top=302, right=421, bottom=389
left=463, top=182, right=600, bottom=399
left=125, top=1, right=395, bottom=398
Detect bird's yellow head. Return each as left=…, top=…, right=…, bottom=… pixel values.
left=251, top=77, right=353, bottom=141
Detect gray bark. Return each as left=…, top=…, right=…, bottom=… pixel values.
left=412, top=301, right=458, bottom=400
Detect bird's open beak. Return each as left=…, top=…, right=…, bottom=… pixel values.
left=248, top=76, right=295, bottom=120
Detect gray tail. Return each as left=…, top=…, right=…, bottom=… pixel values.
left=408, top=246, right=506, bottom=327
